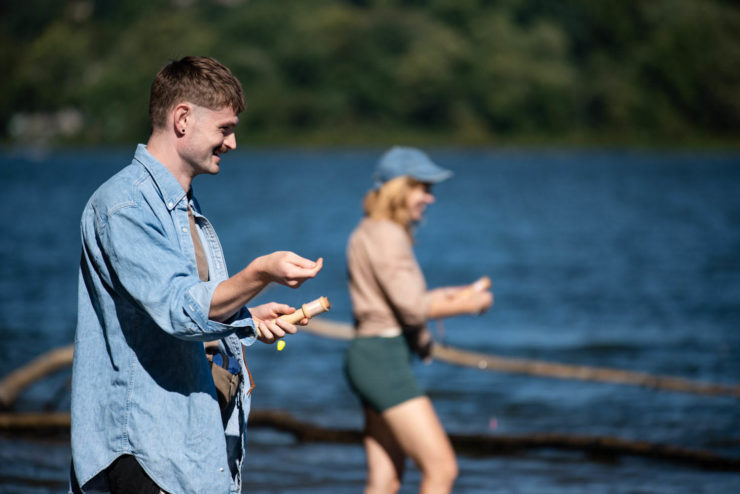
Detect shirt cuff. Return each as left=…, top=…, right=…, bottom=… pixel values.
left=231, top=307, right=258, bottom=345
left=185, top=281, right=258, bottom=344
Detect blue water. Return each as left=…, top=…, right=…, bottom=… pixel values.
left=1, top=147, right=739, bottom=493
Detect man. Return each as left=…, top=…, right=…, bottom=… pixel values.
left=70, top=56, right=323, bottom=494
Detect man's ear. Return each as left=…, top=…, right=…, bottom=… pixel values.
left=173, top=103, right=192, bottom=136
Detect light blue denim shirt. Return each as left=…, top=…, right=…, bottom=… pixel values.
left=71, top=144, right=258, bottom=494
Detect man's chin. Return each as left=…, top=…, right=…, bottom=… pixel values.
left=209, top=155, right=222, bottom=173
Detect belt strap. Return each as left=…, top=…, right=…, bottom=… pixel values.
left=188, top=206, right=209, bottom=282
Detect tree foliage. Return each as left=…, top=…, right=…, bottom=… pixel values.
left=1, top=0, right=738, bottom=146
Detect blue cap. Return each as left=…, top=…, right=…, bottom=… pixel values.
left=373, top=146, right=453, bottom=188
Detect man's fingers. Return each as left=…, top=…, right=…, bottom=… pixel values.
left=281, top=257, right=323, bottom=288
left=256, top=319, right=286, bottom=343
left=274, top=318, right=298, bottom=335
left=289, top=253, right=322, bottom=270
left=271, top=303, right=295, bottom=317
left=264, top=319, right=286, bottom=338
left=256, top=317, right=296, bottom=345
left=256, top=321, right=275, bottom=343
left=293, top=257, right=323, bottom=283
left=311, top=257, right=324, bottom=273
left=257, top=330, right=274, bottom=343
left=288, top=256, right=323, bottom=277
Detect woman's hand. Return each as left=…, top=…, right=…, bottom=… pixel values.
left=470, top=290, right=494, bottom=315
left=428, top=286, right=467, bottom=300
left=427, top=284, right=494, bottom=319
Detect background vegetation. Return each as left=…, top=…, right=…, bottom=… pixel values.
left=1, top=0, right=739, bottom=147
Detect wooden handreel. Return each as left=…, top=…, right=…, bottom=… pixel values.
left=254, top=296, right=331, bottom=338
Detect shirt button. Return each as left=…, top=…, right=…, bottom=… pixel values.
left=219, top=467, right=224, bottom=472
left=182, top=227, right=188, bottom=233
left=168, top=202, right=174, bottom=208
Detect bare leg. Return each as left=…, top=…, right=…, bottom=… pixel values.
left=382, top=396, right=458, bottom=494
left=363, top=406, right=405, bottom=494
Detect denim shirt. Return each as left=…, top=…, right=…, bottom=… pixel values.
left=71, top=144, right=258, bottom=494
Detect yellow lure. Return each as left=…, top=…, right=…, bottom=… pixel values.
left=277, top=340, right=286, bottom=351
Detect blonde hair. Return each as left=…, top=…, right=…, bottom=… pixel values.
left=363, top=176, right=421, bottom=237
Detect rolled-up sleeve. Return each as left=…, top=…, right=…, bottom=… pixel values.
left=98, top=203, right=256, bottom=342
left=184, top=283, right=257, bottom=342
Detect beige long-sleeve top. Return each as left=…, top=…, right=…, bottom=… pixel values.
left=347, top=218, right=431, bottom=337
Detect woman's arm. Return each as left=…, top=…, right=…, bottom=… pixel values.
left=427, top=280, right=493, bottom=319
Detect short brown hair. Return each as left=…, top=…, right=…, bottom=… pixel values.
left=149, top=56, right=246, bottom=130
left=363, top=176, right=421, bottom=238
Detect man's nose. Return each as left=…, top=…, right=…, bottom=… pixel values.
left=224, top=133, right=237, bottom=150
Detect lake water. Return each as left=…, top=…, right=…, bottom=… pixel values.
left=1, top=147, right=739, bottom=493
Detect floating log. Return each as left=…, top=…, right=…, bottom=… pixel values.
left=304, top=320, right=740, bottom=398
left=304, top=318, right=355, bottom=340
left=432, top=344, right=740, bottom=397
left=0, top=344, right=73, bottom=410
left=1, top=409, right=737, bottom=471
left=0, top=411, right=70, bottom=433
left=248, top=409, right=740, bottom=471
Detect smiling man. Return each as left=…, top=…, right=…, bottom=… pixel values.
left=70, top=56, right=323, bottom=494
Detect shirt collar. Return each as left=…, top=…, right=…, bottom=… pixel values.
left=133, top=143, right=188, bottom=211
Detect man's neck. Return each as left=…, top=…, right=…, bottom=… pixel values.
left=146, top=132, right=192, bottom=192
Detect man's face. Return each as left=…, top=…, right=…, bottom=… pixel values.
left=181, top=104, right=239, bottom=176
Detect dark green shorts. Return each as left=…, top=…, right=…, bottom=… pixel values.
left=344, top=335, right=425, bottom=412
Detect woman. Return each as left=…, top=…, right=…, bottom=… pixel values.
left=345, top=146, right=493, bottom=494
